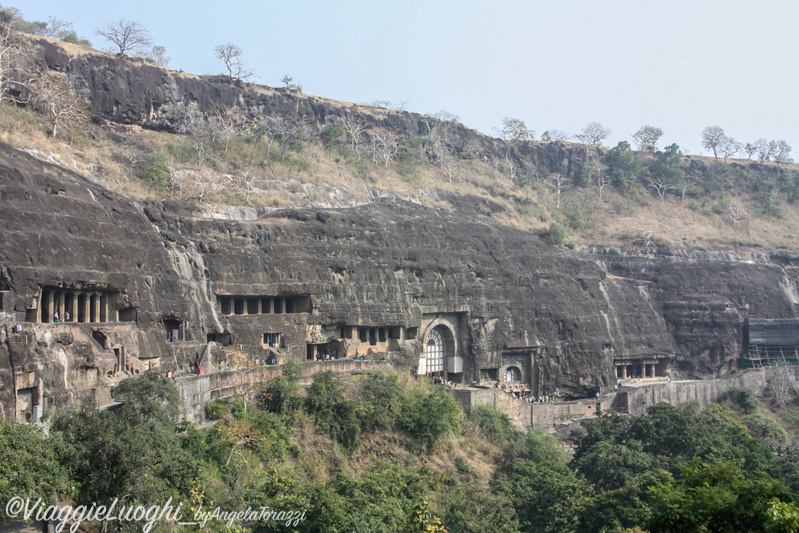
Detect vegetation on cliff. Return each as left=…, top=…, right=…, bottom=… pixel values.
left=4, top=370, right=799, bottom=532
left=0, top=5, right=798, bottom=252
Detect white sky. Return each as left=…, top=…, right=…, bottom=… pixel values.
left=10, top=0, right=799, bottom=156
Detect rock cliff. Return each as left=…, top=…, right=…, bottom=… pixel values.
left=3, top=35, right=799, bottom=422
left=2, top=140, right=799, bottom=421
left=11, top=34, right=599, bottom=184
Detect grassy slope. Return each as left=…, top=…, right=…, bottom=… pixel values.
left=3, top=74, right=799, bottom=253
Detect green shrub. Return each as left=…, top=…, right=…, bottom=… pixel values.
left=401, top=385, right=460, bottom=451
left=140, top=151, right=170, bottom=192
left=743, top=413, right=789, bottom=443
left=542, top=222, right=567, bottom=245
left=206, top=399, right=230, bottom=420
left=718, top=387, right=758, bottom=415
left=320, top=126, right=346, bottom=149
left=305, top=371, right=361, bottom=452
left=261, top=359, right=303, bottom=414
left=357, top=371, right=402, bottom=432
left=454, top=457, right=470, bottom=475
left=470, top=404, right=519, bottom=445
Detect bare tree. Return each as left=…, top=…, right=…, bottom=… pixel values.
left=342, top=115, right=365, bottom=159
left=371, top=129, right=400, bottom=168
left=773, top=140, right=793, bottom=165
left=0, top=16, right=14, bottom=102
left=436, top=150, right=459, bottom=183
left=215, top=43, right=254, bottom=81
left=593, top=161, right=608, bottom=200
left=235, top=172, right=265, bottom=202
left=726, top=200, right=746, bottom=227
left=718, top=137, right=742, bottom=162
left=575, top=122, right=611, bottom=146
left=425, top=110, right=458, bottom=144
left=701, top=126, right=727, bottom=161
left=0, top=11, right=23, bottom=103
left=181, top=118, right=214, bottom=166
left=117, top=133, right=145, bottom=174
left=504, top=156, right=519, bottom=183
left=541, top=129, right=571, bottom=142
left=768, top=365, right=799, bottom=408
left=173, top=167, right=223, bottom=202
left=36, top=16, right=74, bottom=39
left=29, top=72, right=89, bottom=139
left=144, top=45, right=170, bottom=69
left=96, top=19, right=152, bottom=56
left=269, top=117, right=306, bottom=165
left=753, top=138, right=774, bottom=163
left=548, top=173, right=570, bottom=208
left=211, top=103, right=248, bottom=152
left=647, top=175, right=675, bottom=203
left=254, top=116, right=280, bottom=161
left=632, top=125, right=664, bottom=152
left=227, top=347, right=271, bottom=413
left=633, top=226, right=659, bottom=248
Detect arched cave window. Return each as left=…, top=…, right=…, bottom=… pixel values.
left=504, top=366, right=521, bottom=382
left=425, top=328, right=445, bottom=374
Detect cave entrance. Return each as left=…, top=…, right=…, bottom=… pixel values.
left=164, top=318, right=181, bottom=342
left=92, top=330, right=108, bottom=349
left=207, top=332, right=232, bottom=345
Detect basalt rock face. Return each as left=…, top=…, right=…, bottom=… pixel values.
left=2, top=141, right=799, bottom=420
left=13, top=35, right=599, bottom=184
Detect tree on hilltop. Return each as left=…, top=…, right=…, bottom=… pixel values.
left=498, top=117, right=534, bottom=143
left=701, top=126, right=727, bottom=161
left=215, top=43, right=254, bottom=81
left=575, top=122, right=611, bottom=146
left=541, top=129, right=571, bottom=142
left=632, top=125, right=664, bottom=152
left=96, top=19, right=152, bottom=56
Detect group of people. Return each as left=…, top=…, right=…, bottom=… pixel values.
left=511, top=392, right=554, bottom=404
left=316, top=352, right=337, bottom=361
left=430, top=375, right=455, bottom=387
left=52, top=312, right=70, bottom=322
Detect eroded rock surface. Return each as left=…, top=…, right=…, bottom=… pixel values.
left=2, top=141, right=799, bottom=420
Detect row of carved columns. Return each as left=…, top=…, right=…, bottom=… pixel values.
left=220, top=297, right=289, bottom=315
left=39, top=290, right=118, bottom=324
left=615, top=363, right=657, bottom=379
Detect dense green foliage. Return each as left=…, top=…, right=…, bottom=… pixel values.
left=140, top=151, right=171, bottom=192
left=0, top=419, right=74, bottom=520
left=6, top=371, right=799, bottom=532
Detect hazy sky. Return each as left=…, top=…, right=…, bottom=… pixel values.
left=11, top=0, right=799, bottom=156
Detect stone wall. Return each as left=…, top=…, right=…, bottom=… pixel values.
left=614, top=368, right=768, bottom=416
left=174, top=359, right=389, bottom=423
left=453, top=387, right=600, bottom=430
left=454, top=368, right=769, bottom=431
